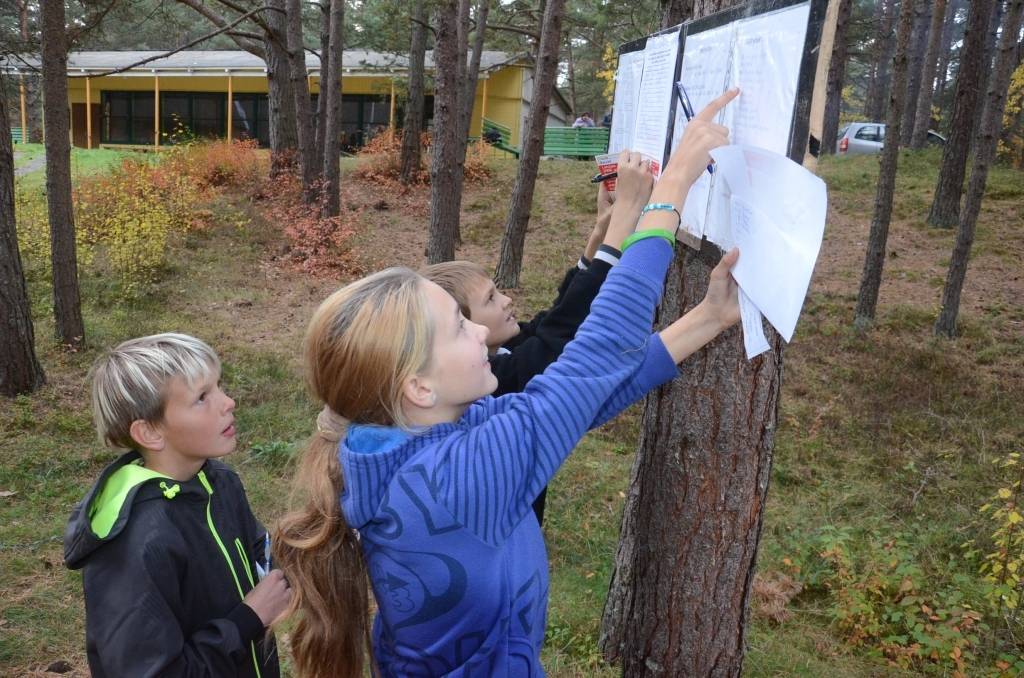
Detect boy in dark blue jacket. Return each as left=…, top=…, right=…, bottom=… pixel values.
left=64, top=333, right=291, bottom=677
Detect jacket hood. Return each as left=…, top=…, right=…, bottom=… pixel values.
left=339, top=424, right=419, bottom=529
left=64, top=451, right=211, bottom=569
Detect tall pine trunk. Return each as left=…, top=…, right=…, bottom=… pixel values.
left=926, top=0, right=996, bottom=228
left=40, top=0, right=84, bottom=347
left=285, top=0, right=318, bottom=201
left=315, top=0, right=330, bottom=155
left=935, top=0, right=1024, bottom=337
left=820, top=0, right=853, bottom=155
left=0, top=76, right=45, bottom=396
left=399, top=0, right=427, bottom=184
left=933, top=0, right=964, bottom=117
left=853, top=0, right=918, bottom=328
left=450, top=0, right=490, bottom=237
left=599, top=1, right=823, bottom=675
left=864, top=0, right=897, bottom=121
left=910, top=0, right=949, bottom=148
left=425, top=0, right=463, bottom=264
left=264, top=0, right=299, bottom=176
left=900, top=0, right=933, bottom=146
left=320, top=0, right=344, bottom=218
left=492, top=0, right=566, bottom=288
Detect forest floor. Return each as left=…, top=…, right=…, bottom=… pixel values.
left=2, top=146, right=1022, bottom=676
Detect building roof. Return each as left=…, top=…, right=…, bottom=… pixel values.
left=3, top=50, right=524, bottom=76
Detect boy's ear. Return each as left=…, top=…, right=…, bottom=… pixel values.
left=401, top=374, right=437, bottom=411
left=129, top=419, right=165, bottom=452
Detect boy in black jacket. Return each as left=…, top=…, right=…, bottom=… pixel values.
left=422, top=163, right=652, bottom=525
left=64, top=333, right=291, bottom=677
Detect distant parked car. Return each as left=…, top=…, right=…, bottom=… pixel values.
left=836, top=122, right=946, bottom=155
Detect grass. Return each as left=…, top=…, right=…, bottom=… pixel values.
left=2, top=146, right=1023, bottom=676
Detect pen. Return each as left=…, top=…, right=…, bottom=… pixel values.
left=264, top=533, right=272, bottom=571
left=675, top=83, right=715, bottom=175
left=590, top=171, right=617, bottom=183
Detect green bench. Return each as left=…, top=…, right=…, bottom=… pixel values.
left=542, top=127, right=609, bottom=158
left=11, top=127, right=25, bottom=144
left=481, top=118, right=519, bottom=158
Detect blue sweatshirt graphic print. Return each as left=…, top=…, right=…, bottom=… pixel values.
left=339, top=238, right=679, bottom=677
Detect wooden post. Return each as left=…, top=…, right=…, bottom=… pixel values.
left=68, top=96, right=73, bottom=145
left=154, top=74, right=160, bottom=147
left=18, top=74, right=27, bottom=143
left=480, top=77, right=488, bottom=135
left=85, top=75, right=92, bottom=149
left=227, top=74, right=233, bottom=140
left=389, top=80, right=396, bottom=128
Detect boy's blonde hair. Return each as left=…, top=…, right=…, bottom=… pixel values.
left=89, top=333, right=220, bottom=450
left=420, top=260, right=489, bottom=320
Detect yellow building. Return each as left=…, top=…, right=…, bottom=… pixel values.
left=8, top=50, right=570, bottom=150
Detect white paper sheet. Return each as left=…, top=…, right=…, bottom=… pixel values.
left=739, top=288, right=770, bottom=359
left=674, top=22, right=735, bottom=238
left=631, top=29, right=681, bottom=176
left=726, top=4, right=812, bottom=154
left=609, top=50, right=645, bottom=154
left=712, top=144, right=827, bottom=345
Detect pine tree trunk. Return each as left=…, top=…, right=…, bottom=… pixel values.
left=492, top=0, right=566, bottom=287
left=399, top=0, right=427, bottom=184
left=40, top=0, right=84, bottom=347
left=865, top=0, right=897, bottom=121
left=935, top=0, right=1024, bottom=337
left=660, top=0, right=695, bottom=29
left=820, top=0, right=853, bottom=156
left=0, top=76, right=45, bottom=397
left=449, top=0, right=490, bottom=242
left=901, top=0, right=933, bottom=146
left=933, top=0, right=963, bottom=115
left=315, top=0, right=330, bottom=154
left=426, top=0, right=463, bottom=264
left=599, top=0, right=823, bottom=673
left=970, top=1, right=1006, bottom=140
left=320, top=0, right=344, bottom=219
left=910, top=0, right=949, bottom=148
left=853, top=0, right=918, bottom=328
left=264, top=0, right=299, bottom=176
left=285, top=0, right=318, bottom=201
left=926, top=0, right=996, bottom=228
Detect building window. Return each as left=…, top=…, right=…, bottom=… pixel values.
left=231, top=94, right=270, bottom=147
left=101, top=92, right=154, bottom=144
left=159, top=92, right=226, bottom=142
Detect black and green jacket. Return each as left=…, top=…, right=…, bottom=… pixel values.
left=64, top=451, right=280, bottom=678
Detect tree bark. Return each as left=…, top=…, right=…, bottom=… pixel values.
left=853, top=0, right=918, bottom=328
left=399, top=0, right=428, bottom=184
left=285, top=0, right=318, bottom=200
left=315, top=0, right=330, bottom=155
left=910, top=0, right=949, bottom=148
left=934, top=0, right=963, bottom=116
left=599, top=0, right=819, bottom=672
left=864, top=0, right=897, bottom=121
left=320, top=0, right=344, bottom=218
left=820, top=0, right=853, bottom=156
left=425, top=0, right=464, bottom=264
left=492, top=0, right=566, bottom=287
left=935, top=0, right=1024, bottom=337
left=0, top=76, right=46, bottom=397
left=660, top=0, right=695, bottom=29
left=926, top=0, right=997, bottom=228
left=40, top=0, right=84, bottom=347
left=901, top=0, right=933, bottom=146
left=969, top=0, right=1006, bottom=145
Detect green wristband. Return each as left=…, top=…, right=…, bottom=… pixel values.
left=621, top=229, right=676, bottom=252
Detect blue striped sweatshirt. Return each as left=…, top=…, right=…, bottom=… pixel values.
left=339, top=238, right=678, bottom=677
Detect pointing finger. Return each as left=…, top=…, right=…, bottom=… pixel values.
left=695, top=87, right=740, bottom=122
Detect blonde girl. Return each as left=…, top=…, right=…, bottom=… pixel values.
left=274, top=90, right=742, bottom=678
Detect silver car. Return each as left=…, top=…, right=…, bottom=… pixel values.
left=836, top=121, right=946, bottom=155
